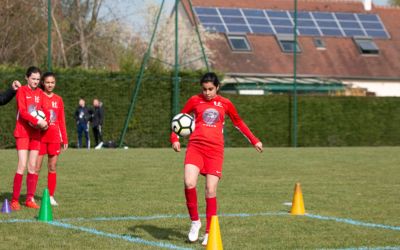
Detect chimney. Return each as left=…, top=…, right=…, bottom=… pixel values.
left=363, top=0, right=372, bottom=11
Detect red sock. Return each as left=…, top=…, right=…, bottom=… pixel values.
left=48, top=172, right=57, bottom=196
left=185, top=188, right=199, bottom=221
left=26, top=173, right=38, bottom=202
left=12, top=173, right=23, bottom=202
left=206, top=197, right=217, bottom=233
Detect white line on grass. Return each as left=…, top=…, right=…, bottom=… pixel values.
left=306, top=214, right=400, bottom=231
left=2, top=212, right=399, bottom=233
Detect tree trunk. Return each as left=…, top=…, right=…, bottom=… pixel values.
left=76, top=0, right=89, bottom=68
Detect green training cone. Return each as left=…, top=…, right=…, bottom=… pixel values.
left=38, top=188, right=53, bottom=222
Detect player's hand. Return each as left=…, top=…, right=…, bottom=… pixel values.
left=63, top=144, right=68, bottom=151
left=172, top=142, right=181, bottom=152
left=254, top=142, right=263, bottom=153
left=37, top=119, right=48, bottom=130
left=12, top=80, right=21, bottom=91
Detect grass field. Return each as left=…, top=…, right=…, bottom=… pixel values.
left=0, top=147, right=399, bottom=249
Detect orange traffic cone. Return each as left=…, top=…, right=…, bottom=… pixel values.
left=290, top=183, right=306, bottom=215
left=206, top=215, right=223, bottom=250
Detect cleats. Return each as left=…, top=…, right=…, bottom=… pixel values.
left=50, top=196, right=58, bottom=206
left=201, top=234, right=209, bottom=246
left=10, top=200, right=21, bottom=211
left=25, top=199, right=39, bottom=209
left=188, top=220, right=201, bottom=242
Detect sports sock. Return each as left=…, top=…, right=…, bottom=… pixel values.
left=12, top=173, right=23, bottom=202
left=205, top=197, right=217, bottom=233
left=185, top=187, right=199, bottom=221
left=48, top=172, right=57, bottom=196
left=26, top=173, right=38, bottom=202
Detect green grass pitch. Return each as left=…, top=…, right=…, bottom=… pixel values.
left=0, top=147, right=399, bottom=249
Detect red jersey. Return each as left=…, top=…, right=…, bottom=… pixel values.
left=170, top=94, right=260, bottom=149
left=41, top=93, right=68, bottom=144
left=14, top=85, right=44, bottom=139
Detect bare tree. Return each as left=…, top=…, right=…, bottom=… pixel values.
left=150, top=4, right=220, bottom=70
left=389, top=0, right=400, bottom=5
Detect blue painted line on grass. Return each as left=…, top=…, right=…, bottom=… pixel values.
left=306, top=214, right=400, bottom=232
left=48, top=221, right=192, bottom=250
left=0, top=218, right=35, bottom=223
left=320, top=246, right=400, bottom=250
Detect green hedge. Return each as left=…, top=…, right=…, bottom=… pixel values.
left=1, top=66, right=400, bottom=148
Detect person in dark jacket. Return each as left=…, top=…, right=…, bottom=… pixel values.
left=91, top=98, right=104, bottom=149
left=74, top=98, right=91, bottom=149
left=0, top=81, right=21, bottom=105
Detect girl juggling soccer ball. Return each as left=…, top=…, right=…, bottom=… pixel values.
left=34, top=72, right=68, bottom=206
left=171, top=72, right=263, bottom=245
left=11, top=66, right=48, bottom=210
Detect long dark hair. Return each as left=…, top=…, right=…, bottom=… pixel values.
left=25, top=66, right=41, bottom=78
left=200, top=72, right=220, bottom=88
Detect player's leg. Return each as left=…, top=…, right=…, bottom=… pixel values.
left=44, top=143, right=61, bottom=205
left=184, top=144, right=204, bottom=242
left=184, top=164, right=202, bottom=242
left=25, top=147, right=40, bottom=209
left=12, top=140, right=29, bottom=210
left=201, top=150, right=223, bottom=246
left=47, top=155, right=58, bottom=205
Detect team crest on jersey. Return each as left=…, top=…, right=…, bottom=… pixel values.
left=28, top=104, right=36, bottom=113
left=203, top=108, right=219, bottom=125
left=50, top=109, right=57, bottom=123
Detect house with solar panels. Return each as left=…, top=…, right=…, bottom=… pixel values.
left=177, top=0, right=400, bottom=96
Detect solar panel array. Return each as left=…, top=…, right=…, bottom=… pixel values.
left=194, top=7, right=389, bottom=39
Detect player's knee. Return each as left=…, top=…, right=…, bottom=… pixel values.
left=205, top=186, right=217, bottom=197
left=48, top=164, right=56, bottom=172
left=184, top=179, right=197, bottom=189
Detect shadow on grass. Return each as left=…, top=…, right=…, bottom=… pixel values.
left=0, top=192, right=42, bottom=202
left=128, top=225, right=186, bottom=241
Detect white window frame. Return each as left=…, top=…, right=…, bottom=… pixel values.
left=226, top=35, right=252, bottom=52
left=275, top=34, right=301, bottom=53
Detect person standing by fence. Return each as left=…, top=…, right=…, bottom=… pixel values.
left=91, top=98, right=104, bottom=149
left=74, top=98, right=90, bottom=149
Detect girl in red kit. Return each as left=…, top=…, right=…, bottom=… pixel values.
left=171, top=72, right=263, bottom=245
left=34, top=72, right=68, bottom=206
left=11, top=66, right=48, bottom=210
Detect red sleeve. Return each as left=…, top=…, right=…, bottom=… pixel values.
left=170, top=96, right=196, bottom=144
left=226, top=100, right=260, bottom=145
left=58, top=98, right=68, bottom=144
left=16, top=88, right=39, bottom=125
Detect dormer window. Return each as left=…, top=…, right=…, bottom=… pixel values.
left=276, top=34, right=301, bottom=53
left=227, top=35, right=251, bottom=52
left=353, top=37, right=379, bottom=55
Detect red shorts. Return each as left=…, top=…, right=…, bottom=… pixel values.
left=184, top=143, right=224, bottom=178
left=39, top=142, right=61, bottom=156
left=15, top=137, right=41, bottom=151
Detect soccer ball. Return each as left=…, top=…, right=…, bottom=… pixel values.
left=29, top=110, right=46, bottom=127
left=171, top=113, right=195, bottom=137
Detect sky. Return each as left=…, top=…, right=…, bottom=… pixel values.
left=101, top=0, right=392, bottom=30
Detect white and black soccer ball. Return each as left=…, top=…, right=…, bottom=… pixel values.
left=171, top=113, right=195, bottom=137
left=29, top=110, right=46, bottom=127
